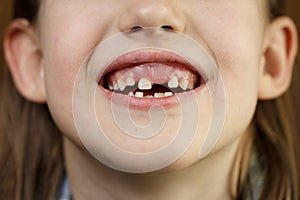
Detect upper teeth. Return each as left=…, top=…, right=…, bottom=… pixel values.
left=126, top=77, right=135, bottom=86
left=108, top=84, right=114, bottom=90
left=138, top=78, right=152, bottom=90
left=107, top=75, right=195, bottom=95
left=179, top=79, right=189, bottom=90
left=188, top=82, right=195, bottom=90
left=168, top=76, right=179, bottom=88
left=113, top=81, right=119, bottom=91
left=118, top=80, right=126, bottom=91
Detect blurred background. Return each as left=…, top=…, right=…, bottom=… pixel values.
left=1, top=0, right=300, bottom=74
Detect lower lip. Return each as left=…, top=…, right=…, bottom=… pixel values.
left=100, top=86, right=204, bottom=110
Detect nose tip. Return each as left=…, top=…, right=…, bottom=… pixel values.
left=118, top=1, right=185, bottom=33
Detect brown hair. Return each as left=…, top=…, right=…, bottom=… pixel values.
left=0, top=0, right=63, bottom=198
left=234, top=1, right=300, bottom=199
left=0, top=0, right=299, bottom=199
left=234, top=61, right=300, bottom=199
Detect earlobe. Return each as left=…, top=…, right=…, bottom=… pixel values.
left=258, top=17, right=298, bottom=100
left=3, top=19, right=46, bottom=103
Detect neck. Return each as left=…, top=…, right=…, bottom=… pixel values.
left=64, top=137, right=241, bottom=200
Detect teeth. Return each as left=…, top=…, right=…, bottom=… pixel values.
left=113, top=81, right=119, bottom=91
left=165, top=92, right=174, bottom=97
left=108, top=83, right=114, bottom=90
left=118, top=80, right=126, bottom=91
left=168, top=76, right=179, bottom=88
left=135, top=92, right=144, bottom=98
left=109, top=73, right=195, bottom=95
left=154, top=93, right=165, bottom=98
left=188, top=82, right=195, bottom=90
left=179, top=79, right=189, bottom=90
left=126, top=77, right=135, bottom=86
left=109, top=77, right=136, bottom=91
left=138, top=78, right=152, bottom=90
left=128, top=92, right=174, bottom=98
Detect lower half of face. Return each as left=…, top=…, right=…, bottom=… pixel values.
left=42, top=0, right=265, bottom=173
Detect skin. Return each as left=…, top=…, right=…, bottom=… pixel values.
left=3, top=0, right=298, bottom=199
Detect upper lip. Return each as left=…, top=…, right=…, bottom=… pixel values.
left=99, top=50, right=201, bottom=83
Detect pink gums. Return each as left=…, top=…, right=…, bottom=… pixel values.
left=106, top=63, right=198, bottom=85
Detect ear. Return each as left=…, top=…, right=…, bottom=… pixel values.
left=3, top=19, right=46, bottom=103
left=258, top=17, right=298, bottom=100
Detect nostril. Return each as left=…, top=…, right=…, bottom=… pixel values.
left=161, top=25, right=173, bottom=31
left=128, top=25, right=174, bottom=33
left=131, top=26, right=143, bottom=31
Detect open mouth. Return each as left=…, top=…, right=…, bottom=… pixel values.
left=100, top=50, right=203, bottom=96
left=103, top=63, right=202, bottom=97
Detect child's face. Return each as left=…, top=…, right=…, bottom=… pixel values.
left=23, top=0, right=290, bottom=172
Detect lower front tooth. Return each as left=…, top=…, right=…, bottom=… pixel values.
left=135, top=92, right=144, bottom=98
left=154, top=93, right=165, bottom=98
left=128, top=92, right=134, bottom=96
left=165, top=92, right=173, bottom=97
left=145, top=95, right=154, bottom=98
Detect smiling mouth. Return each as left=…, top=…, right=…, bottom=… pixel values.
left=98, top=50, right=206, bottom=109
left=98, top=50, right=204, bottom=107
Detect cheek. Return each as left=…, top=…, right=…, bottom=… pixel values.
left=43, top=58, right=78, bottom=141
left=185, top=2, right=264, bottom=148
left=38, top=1, right=120, bottom=139
left=39, top=1, right=120, bottom=101
left=215, top=23, right=262, bottom=137
left=212, top=33, right=261, bottom=151
left=214, top=29, right=262, bottom=148
left=42, top=33, right=95, bottom=142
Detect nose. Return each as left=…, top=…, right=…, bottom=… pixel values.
left=118, top=0, right=185, bottom=32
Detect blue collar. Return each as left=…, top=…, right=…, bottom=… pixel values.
left=58, top=176, right=72, bottom=200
